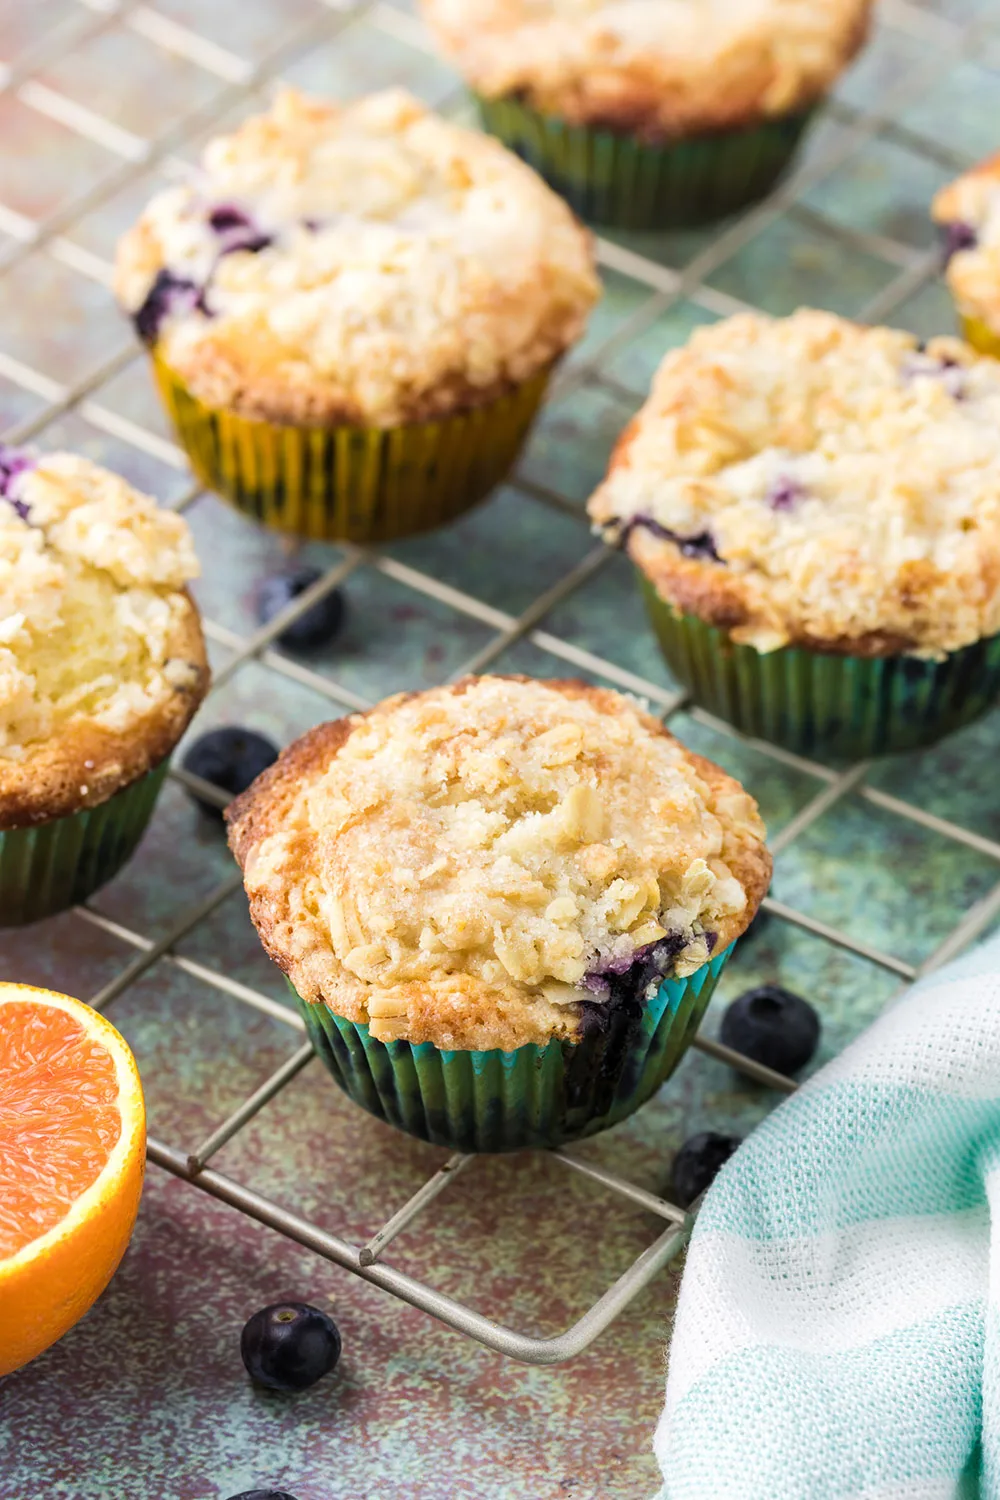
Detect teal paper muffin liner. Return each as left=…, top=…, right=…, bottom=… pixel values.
left=0, top=762, right=168, bottom=927
left=296, top=942, right=734, bottom=1153
left=641, top=577, right=1000, bottom=760
left=475, top=95, right=814, bottom=230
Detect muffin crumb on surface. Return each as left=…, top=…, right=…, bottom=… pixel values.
left=588, top=308, right=1000, bottom=657
left=227, top=676, right=770, bottom=1052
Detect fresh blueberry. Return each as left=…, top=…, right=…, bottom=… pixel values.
left=669, top=1132, right=742, bottom=1208
left=226, top=1491, right=300, bottom=1500
left=720, top=984, right=821, bottom=1076
left=134, top=269, right=208, bottom=345
left=181, top=727, right=279, bottom=818
left=241, top=1302, right=342, bottom=1392
left=257, top=566, right=346, bottom=652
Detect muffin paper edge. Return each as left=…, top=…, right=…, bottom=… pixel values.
left=0, top=761, right=169, bottom=926
left=641, top=577, right=1000, bottom=759
left=294, top=942, right=735, bottom=1152
left=152, top=354, right=551, bottom=544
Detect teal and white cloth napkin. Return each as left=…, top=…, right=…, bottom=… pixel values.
left=654, top=935, right=1000, bottom=1500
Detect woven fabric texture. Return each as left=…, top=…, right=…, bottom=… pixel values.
left=653, top=935, right=1000, bottom=1500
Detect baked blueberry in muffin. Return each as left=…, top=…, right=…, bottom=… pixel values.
left=588, top=309, right=1000, bottom=756
left=933, top=152, right=1000, bottom=356
left=114, top=88, right=600, bottom=543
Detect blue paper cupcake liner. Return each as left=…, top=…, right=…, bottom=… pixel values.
left=642, top=577, right=1000, bottom=760
left=296, top=942, right=734, bottom=1153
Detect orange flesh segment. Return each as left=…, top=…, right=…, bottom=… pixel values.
left=0, top=1003, right=122, bottom=1258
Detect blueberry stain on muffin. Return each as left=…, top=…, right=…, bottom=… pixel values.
left=941, top=219, right=978, bottom=265
left=765, top=475, right=807, bottom=513
left=0, top=444, right=36, bottom=521
left=616, top=515, right=723, bottom=563
left=207, top=203, right=273, bottom=256
left=134, top=269, right=210, bottom=346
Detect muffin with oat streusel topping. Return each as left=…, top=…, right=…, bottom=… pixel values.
left=421, top=0, right=872, bottom=229
left=227, top=675, right=770, bottom=1151
left=0, top=445, right=208, bottom=924
left=589, top=308, right=1000, bottom=759
left=114, top=87, right=599, bottom=544
left=932, top=152, right=1000, bottom=359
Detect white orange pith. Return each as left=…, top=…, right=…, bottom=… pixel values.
left=0, top=983, right=145, bottom=1378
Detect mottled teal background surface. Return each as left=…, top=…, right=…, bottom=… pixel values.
left=2, top=1, right=1000, bottom=1497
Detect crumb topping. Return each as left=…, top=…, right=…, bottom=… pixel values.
left=228, top=678, right=769, bottom=1051
left=933, top=152, right=1000, bottom=336
left=0, top=448, right=201, bottom=761
left=114, top=88, right=599, bottom=428
left=421, top=0, right=872, bottom=136
left=588, top=310, right=1000, bottom=655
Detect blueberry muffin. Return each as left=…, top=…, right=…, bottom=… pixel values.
left=588, top=309, right=1000, bottom=759
left=0, top=445, right=208, bottom=923
left=227, top=675, right=770, bottom=1151
left=421, top=0, right=872, bottom=229
left=932, top=153, right=1000, bottom=358
left=114, top=87, right=599, bottom=543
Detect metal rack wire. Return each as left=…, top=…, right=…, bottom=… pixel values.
left=3, top=0, right=1000, bottom=1365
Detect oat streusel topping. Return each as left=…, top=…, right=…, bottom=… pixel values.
left=0, top=447, right=207, bottom=827
left=588, top=309, right=1000, bottom=656
left=421, top=0, right=872, bottom=137
left=227, top=678, right=770, bottom=1051
left=114, top=88, right=599, bottom=428
left=933, top=152, right=1000, bottom=337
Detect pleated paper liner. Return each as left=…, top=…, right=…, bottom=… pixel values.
left=295, top=942, right=733, bottom=1153
left=961, top=315, right=1000, bottom=361
left=641, top=577, right=1000, bottom=761
left=475, top=95, right=814, bottom=231
left=0, top=762, right=168, bottom=927
left=152, top=354, right=551, bottom=544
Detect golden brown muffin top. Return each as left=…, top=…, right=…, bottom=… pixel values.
left=0, top=448, right=207, bottom=829
left=589, top=309, right=1000, bottom=657
left=421, top=0, right=872, bottom=138
left=228, top=676, right=770, bottom=1052
left=114, top=88, right=600, bottom=428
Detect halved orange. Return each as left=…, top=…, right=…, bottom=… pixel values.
left=0, top=982, right=146, bottom=1377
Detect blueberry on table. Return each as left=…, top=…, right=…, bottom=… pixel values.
left=227, top=1492, right=300, bottom=1500
left=241, top=1302, right=342, bottom=1392
left=720, top=984, right=821, bottom=1076
left=256, top=566, right=346, bottom=652
left=181, top=727, right=279, bottom=818
left=670, top=1132, right=742, bottom=1208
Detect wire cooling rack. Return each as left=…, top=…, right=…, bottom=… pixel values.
left=3, top=0, right=1000, bottom=1366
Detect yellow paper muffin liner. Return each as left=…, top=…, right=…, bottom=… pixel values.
left=151, top=354, right=551, bottom=543
left=295, top=942, right=734, bottom=1153
left=961, top=315, right=1000, bottom=361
